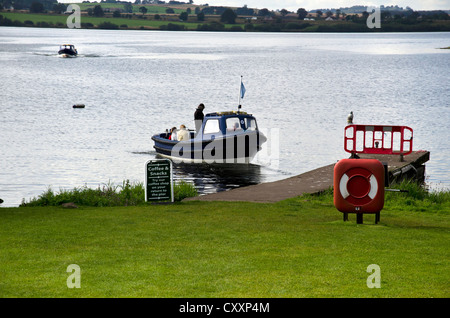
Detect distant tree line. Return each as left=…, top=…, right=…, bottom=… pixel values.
left=1, top=0, right=56, bottom=11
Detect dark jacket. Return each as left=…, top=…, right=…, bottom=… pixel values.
left=194, top=109, right=204, bottom=121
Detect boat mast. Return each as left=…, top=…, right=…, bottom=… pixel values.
left=238, top=75, right=245, bottom=113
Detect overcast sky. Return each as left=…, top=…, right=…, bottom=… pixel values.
left=197, top=1, right=450, bottom=11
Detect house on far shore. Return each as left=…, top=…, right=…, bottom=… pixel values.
left=284, top=13, right=297, bottom=19
left=325, top=16, right=335, bottom=21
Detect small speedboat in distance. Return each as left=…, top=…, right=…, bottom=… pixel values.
left=58, top=44, right=78, bottom=57
left=152, top=111, right=267, bottom=164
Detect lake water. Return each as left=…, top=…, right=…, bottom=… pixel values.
left=1, top=27, right=449, bottom=207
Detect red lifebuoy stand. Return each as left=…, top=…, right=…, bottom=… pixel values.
left=334, top=159, right=385, bottom=224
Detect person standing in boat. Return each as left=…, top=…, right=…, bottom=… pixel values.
left=177, top=125, right=190, bottom=141
left=194, top=103, right=205, bottom=135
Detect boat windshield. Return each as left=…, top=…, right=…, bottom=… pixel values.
left=226, top=117, right=242, bottom=132
left=245, top=118, right=258, bottom=131
left=203, top=119, right=220, bottom=134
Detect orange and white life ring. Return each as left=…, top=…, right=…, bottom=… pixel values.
left=339, top=168, right=379, bottom=206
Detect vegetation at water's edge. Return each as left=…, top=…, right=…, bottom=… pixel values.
left=19, top=179, right=198, bottom=207
left=18, top=179, right=450, bottom=213
left=385, top=180, right=450, bottom=208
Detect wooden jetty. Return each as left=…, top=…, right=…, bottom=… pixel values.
left=184, top=151, right=430, bottom=203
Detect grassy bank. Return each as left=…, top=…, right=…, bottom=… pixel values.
left=1, top=184, right=449, bottom=298
left=76, top=3, right=186, bottom=15
left=0, top=11, right=240, bottom=30
left=0, top=11, right=191, bottom=29
left=2, top=11, right=450, bottom=32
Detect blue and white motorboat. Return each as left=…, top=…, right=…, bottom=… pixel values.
left=151, top=111, right=267, bottom=164
left=58, top=44, right=78, bottom=57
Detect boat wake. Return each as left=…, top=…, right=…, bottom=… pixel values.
left=32, top=52, right=58, bottom=57
left=32, top=52, right=115, bottom=58
left=82, top=54, right=112, bottom=58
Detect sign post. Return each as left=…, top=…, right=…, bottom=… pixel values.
left=145, top=159, right=174, bottom=203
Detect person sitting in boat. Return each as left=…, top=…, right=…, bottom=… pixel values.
left=169, top=127, right=177, bottom=141
left=177, top=124, right=190, bottom=141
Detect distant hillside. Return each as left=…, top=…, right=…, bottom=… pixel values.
left=310, top=5, right=413, bottom=14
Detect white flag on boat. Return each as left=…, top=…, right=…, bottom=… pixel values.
left=240, top=81, right=246, bottom=99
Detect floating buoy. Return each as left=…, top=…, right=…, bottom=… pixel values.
left=73, top=104, right=85, bottom=108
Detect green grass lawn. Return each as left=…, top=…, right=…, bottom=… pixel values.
left=76, top=3, right=187, bottom=14
left=1, top=190, right=448, bottom=298
left=1, top=12, right=190, bottom=29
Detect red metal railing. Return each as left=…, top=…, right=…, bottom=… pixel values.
left=344, top=125, right=413, bottom=156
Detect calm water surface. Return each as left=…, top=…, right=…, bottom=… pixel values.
left=1, top=27, right=449, bottom=206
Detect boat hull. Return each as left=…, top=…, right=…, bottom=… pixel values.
left=58, top=49, right=77, bottom=57
left=152, top=131, right=266, bottom=164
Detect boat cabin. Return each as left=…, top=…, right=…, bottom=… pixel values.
left=60, top=44, right=76, bottom=51
left=200, top=111, right=259, bottom=139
